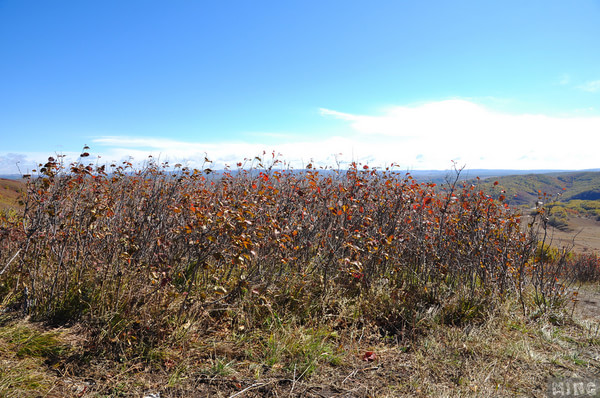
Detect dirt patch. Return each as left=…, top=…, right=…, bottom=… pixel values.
left=542, top=216, right=600, bottom=255
left=572, top=285, right=600, bottom=321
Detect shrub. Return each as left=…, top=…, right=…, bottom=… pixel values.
left=0, top=152, right=569, bottom=356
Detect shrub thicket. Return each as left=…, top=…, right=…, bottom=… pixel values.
left=0, top=153, right=585, bottom=356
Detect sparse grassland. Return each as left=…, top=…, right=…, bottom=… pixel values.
left=0, top=178, right=24, bottom=211
left=1, top=155, right=600, bottom=397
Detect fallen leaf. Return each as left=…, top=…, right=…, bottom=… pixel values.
left=362, top=351, right=377, bottom=362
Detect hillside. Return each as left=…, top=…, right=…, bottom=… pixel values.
left=0, top=178, right=25, bottom=210
left=468, top=171, right=600, bottom=253
left=475, top=171, right=600, bottom=207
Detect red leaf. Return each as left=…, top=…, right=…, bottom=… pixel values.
left=362, top=351, right=377, bottom=362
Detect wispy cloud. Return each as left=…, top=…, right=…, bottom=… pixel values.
left=90, top=99, right=600, bottom=171
left=577, top=80, right=600, bottom=92
left=0, top=153, right=33, bottom=175
left=559, top=73, right=571, bottom=85
left=91, top=136, right=355, bottom=169
left=0, top=152, right=69, bottom=175
left=241, top=131, right=301, bottom=140
left=322, top=100, right=492, bottom=138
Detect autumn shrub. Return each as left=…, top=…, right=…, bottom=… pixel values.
left=0, top=152, right=569, bottom=356
left=566, top=253, right=600, bottom=283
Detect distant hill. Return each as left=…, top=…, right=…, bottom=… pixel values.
left=475, top=171, right=600, bottom=207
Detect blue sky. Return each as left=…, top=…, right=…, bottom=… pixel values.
left=1, top=0, right=599, bottom=174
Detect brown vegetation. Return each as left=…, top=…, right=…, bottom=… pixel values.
left=0, top=153, right=599, bottom=396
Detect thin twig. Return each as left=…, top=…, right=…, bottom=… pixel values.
left=342, top=368, right=359, bottom=384
left=342, top=365, right=379, bottom=385
left=228, top=382, right=271, bottom=398
left=0, top=249, right=21, bottom=276
left=296, top=361, right=314, bottom=384
left=290, top=363, right=297, bottom=394
left=483, top=359, right=498, bottom=383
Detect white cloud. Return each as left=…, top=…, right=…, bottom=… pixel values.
left=578, top=80, right=600, bottom=92
left=322, top=100, right=492, bottom=138
left=319, top=100, right=600, bottom=170
left=88, top=100, right=600, bottom=171
left=2, top=100, right=599, bottom=174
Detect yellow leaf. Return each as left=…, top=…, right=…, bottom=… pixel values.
left=214, top=286, right=227, bottom=295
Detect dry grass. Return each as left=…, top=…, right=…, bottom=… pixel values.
left=1, top=294, right=599, bottom=397
left=0, top=178, right=24, bottom=211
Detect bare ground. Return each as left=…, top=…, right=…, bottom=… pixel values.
left=543, top=216, right=600, bottom=255
left=572, top=284, right=600, bottom=321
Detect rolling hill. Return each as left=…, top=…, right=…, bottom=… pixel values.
left=0, top=178, right=25, bottom=210
left=475, top=171, right=600, bottom=207
left=472, top=171, right=600, bottom=253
